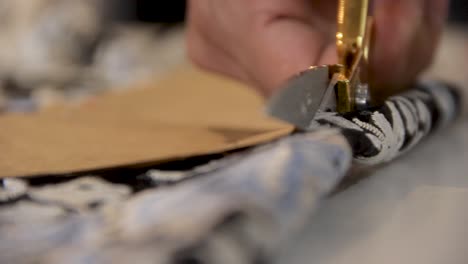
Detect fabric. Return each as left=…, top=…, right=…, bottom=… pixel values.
left=0, top=131, right=352, bottom=264
left=314, top=81, right=460, bottom=165
left=0, top=81, right=461, bottom=264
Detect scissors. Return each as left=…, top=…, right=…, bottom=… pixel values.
left=267, top=0, right=374, bottom=130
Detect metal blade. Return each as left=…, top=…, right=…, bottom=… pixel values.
left=266, top=66, right=332, bottom=130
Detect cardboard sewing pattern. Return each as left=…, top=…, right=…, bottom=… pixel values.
left=0, top=64, right=292, bottom=178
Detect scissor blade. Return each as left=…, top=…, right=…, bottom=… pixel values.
left=266, top=66, right=331, bottom=130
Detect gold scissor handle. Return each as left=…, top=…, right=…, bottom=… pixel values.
left=335, top=0, right=371, bottom=113
left=336, top=0, right=369, bottom=77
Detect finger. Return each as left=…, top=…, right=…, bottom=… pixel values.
left=371, top=0, right=425, bottom=90
left=186, top=0, right=252, bottom=84
left=186, top=16, right=250, bottom=84
left=371, top=0, right=448, bottom=100
left=187, top=0, right=338, bottom=97
left=405, top=0, right=449, bottom=79
left=242, top=17, right=335, bottom=96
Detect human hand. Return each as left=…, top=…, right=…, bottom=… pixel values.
left=186, top=0, right=449, bottom=98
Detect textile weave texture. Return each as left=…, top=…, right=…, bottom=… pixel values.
left=0, top=81, right=462, bottom=264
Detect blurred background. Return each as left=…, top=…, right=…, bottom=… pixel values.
left=0, top=0, right=466, bottom=113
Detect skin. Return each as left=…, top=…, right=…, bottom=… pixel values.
left=186, top=0, right=449, bottom=98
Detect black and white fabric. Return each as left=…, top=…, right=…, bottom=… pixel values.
left=313, top=81, right=461, bottom=165
left=0, top=82, right=462, bottom=264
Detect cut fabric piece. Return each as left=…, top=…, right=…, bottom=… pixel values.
left=314, top=81, right=461, bottom=165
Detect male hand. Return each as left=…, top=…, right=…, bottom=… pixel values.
left=187, top=0, right=448, bottom=97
